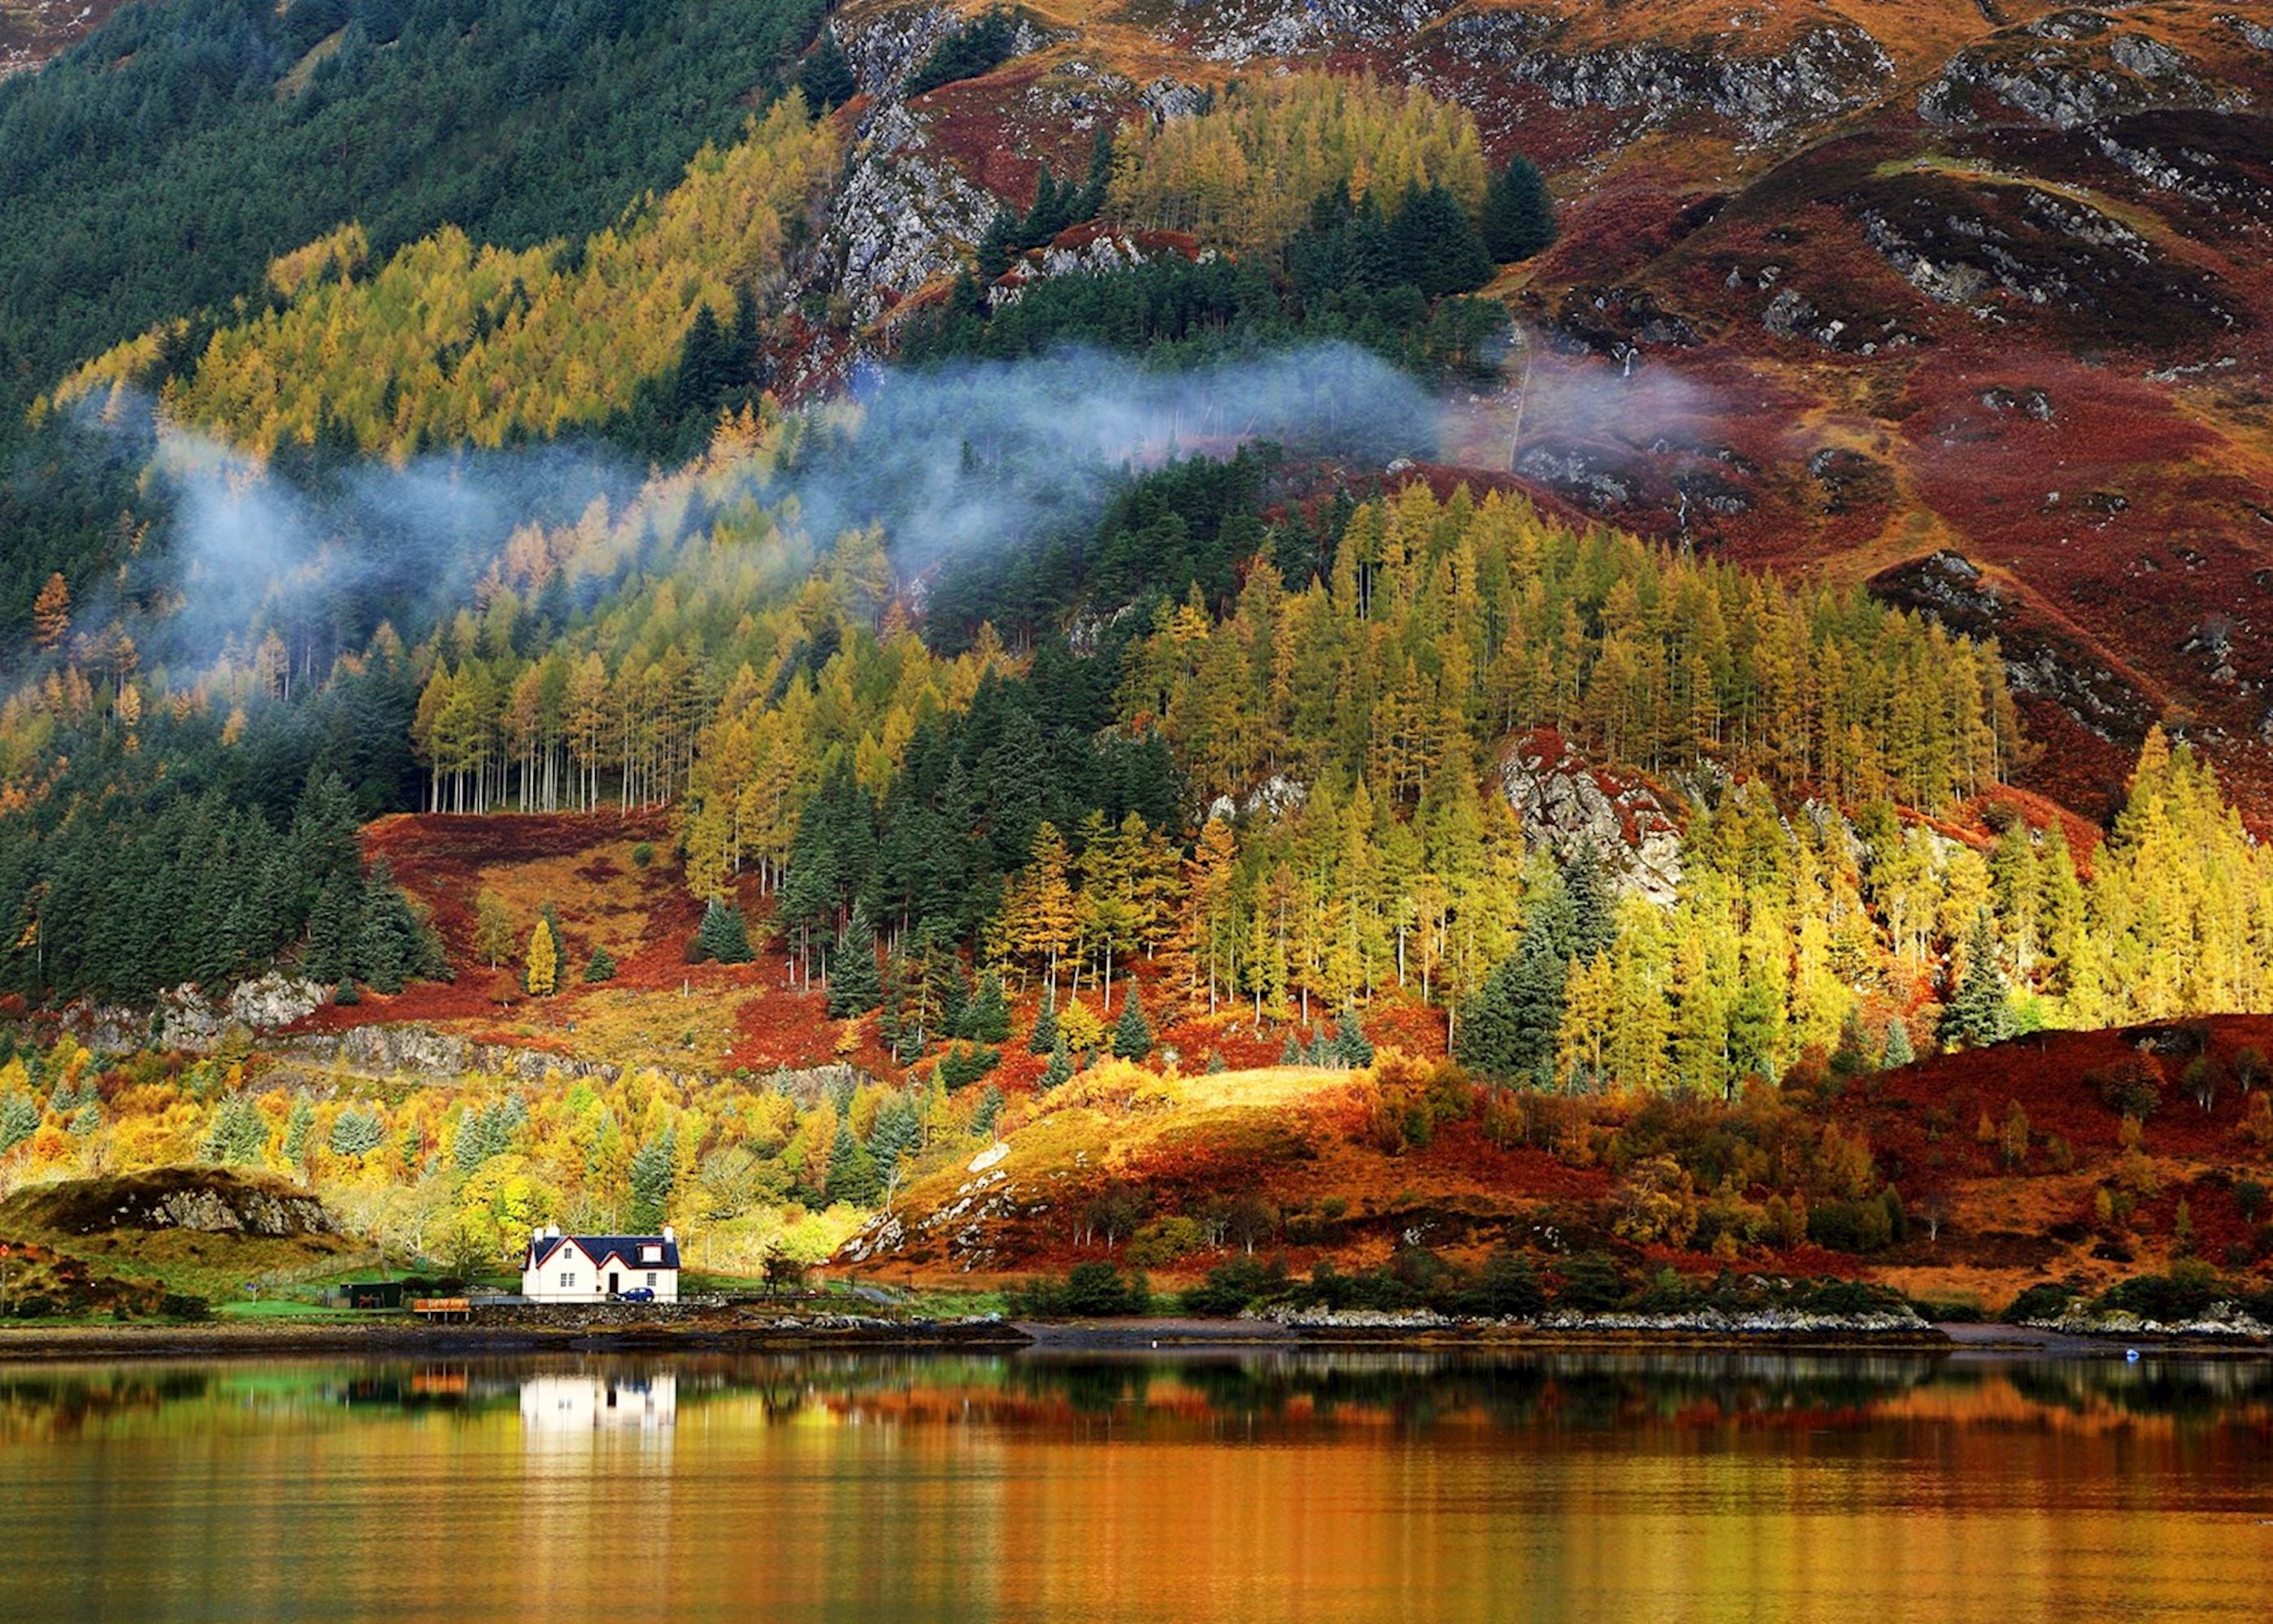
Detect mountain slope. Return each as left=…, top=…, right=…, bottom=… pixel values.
left=802, top=0, right=2273, bottom=810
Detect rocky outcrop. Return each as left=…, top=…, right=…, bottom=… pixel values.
left=272, top=1023, right=864, bottom=1099
left=1203, top=773, right=1309, bottom=826
left=59, top=972, right=328, bottom=1053
left=2024, top=1301, right=2273, bottom=1340
left=1490, top=24, right=1896, bottom=143
left=1255, top=1304, right=1935, bottom=1335
left=819, top=100, right=1002, bottom=328
left=991, top=228, right=1202, bottom=308
left=154, top=973, right=328, bottom=1050
left=7, top=1167, right=339, bottom=1238
left=1499, top=733, right=1684, bottom=905
left=1920, top=33, right=2240, bottom=130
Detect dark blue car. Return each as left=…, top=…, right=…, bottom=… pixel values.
left=618, top=1287, right=656, bottom=1303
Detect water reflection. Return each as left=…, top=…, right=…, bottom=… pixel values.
left=520, top=1371, right=677, bottom=1444
left=2, top=1348, right=2272, bottom=1622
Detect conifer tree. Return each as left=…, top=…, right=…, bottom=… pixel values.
left=306, top=872, right=363, bottom=988
left=1039, top=1032, right=1074, bottom=1091
left=526, top=917, right=558, bottom=997
left=958, top=970, right=1011, bottom=1041
left=1480, top=154, right=1556, bottom=262
left=1941, top=910, right=2013, bottom=1050
left=329, top=1107, right=386, bottom=1158
left=1330, top=1010, right=1375, bottom=1068
left=628, top=1125, right=677, bottom=1231
left=281, top=1093, right=315, bottom=1166
left=1113, top=984, right=1154, bottom=1060
left=824, top=1120, right=881, bottom=1206
left=828, top=905, right=882, bottom=1017
left=1881, top=1018, right=1915, bottom=1069
left=696, top=897, right=754, bottom=964
left=1028, top=992, right=1060, bottom=1055
left=798, top=28, right=856, bottom=114
left=582, top=945, right=618, bottom=983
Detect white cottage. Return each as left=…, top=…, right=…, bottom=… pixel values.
left=521, top=1225, right=681, bottom=1302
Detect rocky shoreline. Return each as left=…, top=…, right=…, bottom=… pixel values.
left=13, top=1305, right=2273, bottom=1363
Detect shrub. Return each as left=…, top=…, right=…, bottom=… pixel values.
left=2237, top=1179, right=2267, bottom=1221
left=2097, top=1266, right=2220, bottom=1323
left=1633, top=1266, right=1706, bottom=1315
left=1458, top=1249, right=1545, bottom=1318
left=631, top=841, right=654, bottom=869
left=1060, top=1261, right=1150, bottom=1317
left=2092, top=1055, right=2163, bottom=1119
left=1128, top=1216, right=1202, bottom=1266
left=159, top=1293, right=211, bottom=1321
left=1553, top=1252, right=1629, bottom=1313
left=1799, top=1279, right=1906, bottom=1318
left=1806, top=1197, right=1893, bottom=1253
left=1179, top=1256, right=1288, bottom=1316
left=2005, top=1282, right=2079, bottom=1322
left=936, top=1043, right=999, bottom=1092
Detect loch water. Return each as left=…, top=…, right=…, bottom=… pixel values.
left=2, top=1347, right=2270, bottom=1622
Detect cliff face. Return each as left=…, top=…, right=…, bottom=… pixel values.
left=802, top=0, right=2273, bottom=814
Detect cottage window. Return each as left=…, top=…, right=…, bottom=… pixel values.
left=640, top=1244, right=662, bottom=1262
left=646, top=1272, right=658, bottom=1288
left=560, top=1270, right=575, bottom=1288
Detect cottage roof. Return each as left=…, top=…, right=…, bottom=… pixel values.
left=527, top=1234, right=680, bottom=1272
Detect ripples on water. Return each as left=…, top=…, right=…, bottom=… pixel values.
left=3, top=1348, right=2271, bottom=1622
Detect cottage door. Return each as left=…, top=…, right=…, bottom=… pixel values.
left=609, top=1271, right=621, bottom=1295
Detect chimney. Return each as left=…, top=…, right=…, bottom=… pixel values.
left=531, top=1226, right=543, bottom=1245
left=663, top=1225, right=676, bottom=1243
left=545, top=1224, right=561, bottom=1238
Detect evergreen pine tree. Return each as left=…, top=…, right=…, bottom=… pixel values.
left=306, top=871, right=363, bottom=987
left=582, top=944, right=618, bottom=983
left=958, top=970, right=1011, bottom=1041
left=1881, top=1018, right=1915, bottom=1070
left=0, top=1092, right=37, bottom=1155
left=281, top=1093, right=315, bottom=1165
left=1941, top=910, right=2014, bottom=1051
left=1039, top=1032, right=1074, bottom=1091
left=1028, top=992, right=1060, bottom=1055
left=201, top=1095, right=268, bottom=1166
left=824, top=1120, right=881, bottom=1206
left=1481, top=154, right=1557, bottom=263
left=798, top=27, right=856, bottom=113
left=971, top=1083, right=1005, bottom=1138
left=1387, top=183, right=1495, bottom=297
left=1112, top=984, right=1154, bottom=1060
left=694, top=897, right=754, bottom=964
left=628, top=1126, right=678, bottom=1231
left=1330, top=1010, right=1375, bottom=1068
left=1564, top=844, right=1618, bottom=963
left=828, top=905, right=882, bottom=1017
left=329, top=1107, right=386, bottom=1157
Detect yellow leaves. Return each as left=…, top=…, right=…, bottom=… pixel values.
left=267, top=223, right=370, bottom=298
left=1110, top=69, right=1488, bottom=255
left=150, top=100, right=842, bottom=458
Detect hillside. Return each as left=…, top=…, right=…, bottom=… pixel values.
left=797, top=0, right=2273, bottom=811
left=850, top=1017, right=2273, bottom=1311
left=1, top=0, right=2272, bottom=1328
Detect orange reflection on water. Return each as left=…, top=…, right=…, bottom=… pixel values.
left=3, top=1352, right=2271, bottom=1622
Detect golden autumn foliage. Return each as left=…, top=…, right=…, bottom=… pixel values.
left=62, top=98, right=841, bottom=458
left=1109, top=69, right=1489, bottom=254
